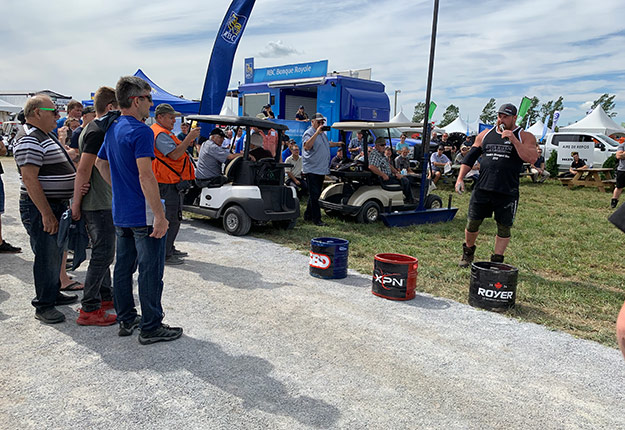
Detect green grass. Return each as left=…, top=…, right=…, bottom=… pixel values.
left=251, top=178, right=625, bottom=348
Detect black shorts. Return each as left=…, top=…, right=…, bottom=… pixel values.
left=468, top=188, right=518, bottom=227
left=616, top=170, right=625, bottom=189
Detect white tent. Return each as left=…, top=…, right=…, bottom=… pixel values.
left=526, top=120, right=552, bottom=138
left=220, top=105, right=237, bottom=116
left=560, top=106, right=625, bottom=137
left=442, top=116, right=476, bottom=135
left=0, top=99, right=21, bottom=113
left=389, top=110, right=412, bottom=124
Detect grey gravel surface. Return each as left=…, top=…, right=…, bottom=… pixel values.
left=0, top=160, right=624, bottom=429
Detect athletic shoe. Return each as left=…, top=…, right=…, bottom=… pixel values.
left=611, top=198, right=618, bottom=209
left=55, top=292, right=78, bottom=305
left=35, top=308, right=65, bottom=324
left=165, top=255, right=184, bottom=265
left=76, top=308, right=117, bottom=326
left=0, top=240, right=21, bottom=253
left=138, top=324, right=183, bottom=345
left=101, top=300, right=114, bottom=311
left=118, top=315, right=141, bottom=337
left=172, top=248, right=188, bottom=257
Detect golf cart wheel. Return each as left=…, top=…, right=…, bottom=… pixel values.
left=272, top=219, right=297, bottom=230
left=425, top=194, right=443, bottom=209
left=223, top=205, right=252, bottom=236
left=358, top=200, right=381, bottom=224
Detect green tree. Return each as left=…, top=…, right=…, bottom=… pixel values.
left=525, top=96, right=540, bottom=126
left=540, top=96, right=564, bottom=124
left=591, top=93, right=617, bottom=117
left=412, top=102, right=426, bottom=123
left=438, top=104, right=459, bottom=128
left=479, top=98, right=496, bottom=124
left=545, top=149, right=559, bottom=178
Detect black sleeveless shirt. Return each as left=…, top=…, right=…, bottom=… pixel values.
left=475, top=126, right=524, bottom=196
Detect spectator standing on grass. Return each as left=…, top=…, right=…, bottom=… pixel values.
left=455, top=103, right=538, bottom=267
left=302, top=113, right=342, bottom=226
left=0, top=137, right=21, bottom=253
left=96, top=76, right=182, bottom=345
left=611, top=140, right=625, bottom=208
left=70, top=86, right=119, bottom=327
left=14, top=95, right=78, bottom=324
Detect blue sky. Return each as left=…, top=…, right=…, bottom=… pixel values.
left=2, top=0, right=624, bottom=127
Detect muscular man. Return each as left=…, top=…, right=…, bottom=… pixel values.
left=611, top=140, right=625, bottom=208
left=302, top=113, right=342, bottom=226
left=96, top=76, right=182, bottom=345
left=14, top=95, right=78, bottom=323
left=369, top=137, right=414, bottom=204
left=71, top=86, right=119, bottom=326
left=456, top=103, right=538, bottom=267
left=151, top=103, right=200, bottom=265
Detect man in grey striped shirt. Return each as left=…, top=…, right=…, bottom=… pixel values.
left=14, top=95, right=78, bottom=324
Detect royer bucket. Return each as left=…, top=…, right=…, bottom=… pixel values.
left=468, top=261, right=518, bottom=312
left=309, top=237, right=349, bottom=279
left=372, top=253, right=418, bottom=300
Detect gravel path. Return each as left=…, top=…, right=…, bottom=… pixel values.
left=0, top=160, right=623, bottom=429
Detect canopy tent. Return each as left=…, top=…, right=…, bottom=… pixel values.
left=526, top=120, right=552, bottom=138
left=82, top=69, right=200, bottom=115
left=389, top=110, right=412, bottom=124
left=220, top=105, right=237, bottom=116
left=442, top=116, right=476, bottom=135
left=560, top=106, right=625, bottom=137
left=0, top=99, right=22, bottom=113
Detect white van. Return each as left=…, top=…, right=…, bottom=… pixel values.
left=542, top=132, right=619, bottom=170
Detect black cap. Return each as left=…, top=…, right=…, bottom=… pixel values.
left=210, top=128, right=226, bottom=138
left=437, top=144, right=445, bottom=150
left=82, top=106, right=95, bottom=115
left=264, top=104, right=271, bottom=108
left=497, top=103, right=517, bottom=116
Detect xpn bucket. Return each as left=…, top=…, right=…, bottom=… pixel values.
left=468, top=261, right=518, bottom=312
left=309, top=237, right=349, bottom=279
left=372, top=253, right=418, bottom=300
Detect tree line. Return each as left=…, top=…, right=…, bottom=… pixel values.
left=412, top=93, right=617, bottom=128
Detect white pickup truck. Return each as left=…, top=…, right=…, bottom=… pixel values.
left=541, top=132, right=619, bottom=170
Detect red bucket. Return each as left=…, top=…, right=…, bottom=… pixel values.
left=372, top=253, right=418, bottom=300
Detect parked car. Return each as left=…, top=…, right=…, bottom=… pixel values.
left=542, top=132, right=618, bottom=170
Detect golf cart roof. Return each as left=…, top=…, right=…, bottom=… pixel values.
left=332, top=121, right=424, bottom=131
left=185, top=115, right=289, bottom=131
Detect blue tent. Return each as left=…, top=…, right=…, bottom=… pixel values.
left=82, top=69, right=200, bottom=115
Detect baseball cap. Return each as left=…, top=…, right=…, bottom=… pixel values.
left=298, top=105, right=304, bottom=109
left=438, top=144, right=445, bottom=150
left=82, top=106, right=95, bottom=115
left=497, top=103, right=517, bottom=116
left=209, top=128, right=226, bottom=138
left=311, top=112, right=325, bottom=121
left=154, top=103, right=181, bottom=117
left=264, top=104, right=271, bottom=108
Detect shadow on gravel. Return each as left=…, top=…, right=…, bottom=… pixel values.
left=0, top=254, right=35, bottom=284
left=0, top=288, right=10, bottom=320
left=53, top=324, right=341, bottom=428
left=176, top=258, right=292, bottom=290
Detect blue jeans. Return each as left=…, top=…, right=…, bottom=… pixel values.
left=19, top=196, right=67, bottom=311
left=82, top=210, right=115, bottom=312
left=113, top=226, right=166, bottom=332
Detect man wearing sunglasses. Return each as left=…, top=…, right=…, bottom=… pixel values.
left=96, top=76, right=182, bottom=345
left=14, top=95, right=78, bottom=324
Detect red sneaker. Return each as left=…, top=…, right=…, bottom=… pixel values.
left=101, top=300, right=114, bottom=311
left=76, top=308, right=117, bottom=326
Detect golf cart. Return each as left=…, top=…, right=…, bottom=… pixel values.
left=318, top=121, right=443, bottom=223
left=182, top=115, right=299, bottom=236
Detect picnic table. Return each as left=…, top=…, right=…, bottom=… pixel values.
left=560, top=167, right=615, bottom=192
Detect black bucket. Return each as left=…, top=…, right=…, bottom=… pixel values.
left=309, top=237, right=349, bottom=279
left=468, top=261, right=518, bottom=312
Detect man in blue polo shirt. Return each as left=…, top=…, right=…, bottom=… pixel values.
left=96, top=76, right=182, bottom=345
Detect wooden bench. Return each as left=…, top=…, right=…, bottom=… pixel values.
left=559, top=177, right=572, bottom=186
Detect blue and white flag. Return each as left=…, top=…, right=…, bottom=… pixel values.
left=199, top=0, right=256, bottom=137
left=540, top=116, right=551, bottom=142
left=552, top=110, right=561, bottom=130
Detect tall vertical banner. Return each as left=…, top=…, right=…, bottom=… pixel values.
left=428, top=101, right=437, bottom=122
left=551, top=110, right=561, bottom=131
left=516, top=96, right=532, bottom=125
left=199, top=0, right=256, bottom=137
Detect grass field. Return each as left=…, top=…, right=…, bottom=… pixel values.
left=251, top=178, right=625, bottom=349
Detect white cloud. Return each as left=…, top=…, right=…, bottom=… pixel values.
left=257, top=41, right=300, bottom=58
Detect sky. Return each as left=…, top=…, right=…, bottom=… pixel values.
left=2, top=0, right=624, bottom=127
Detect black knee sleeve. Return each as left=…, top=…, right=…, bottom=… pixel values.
left=496, top=222, right=511, bottom=238
left=466, top=219, right=483, bottom=233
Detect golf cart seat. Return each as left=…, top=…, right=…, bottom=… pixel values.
left=379, top=179, right=403, bottom=192
left=224, top=155, right=244, bottom=183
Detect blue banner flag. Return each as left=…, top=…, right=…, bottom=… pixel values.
left=199, top=0, right=256, bottom=136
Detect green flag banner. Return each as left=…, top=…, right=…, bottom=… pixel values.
left=428, top=101, right=437, bottom=122
left=516, top=96, right=531, bottom=125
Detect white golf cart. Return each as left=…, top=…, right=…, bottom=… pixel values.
left=182, top=115, right=299, bottom=236
left=319, top=121, right=443, bottom=223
